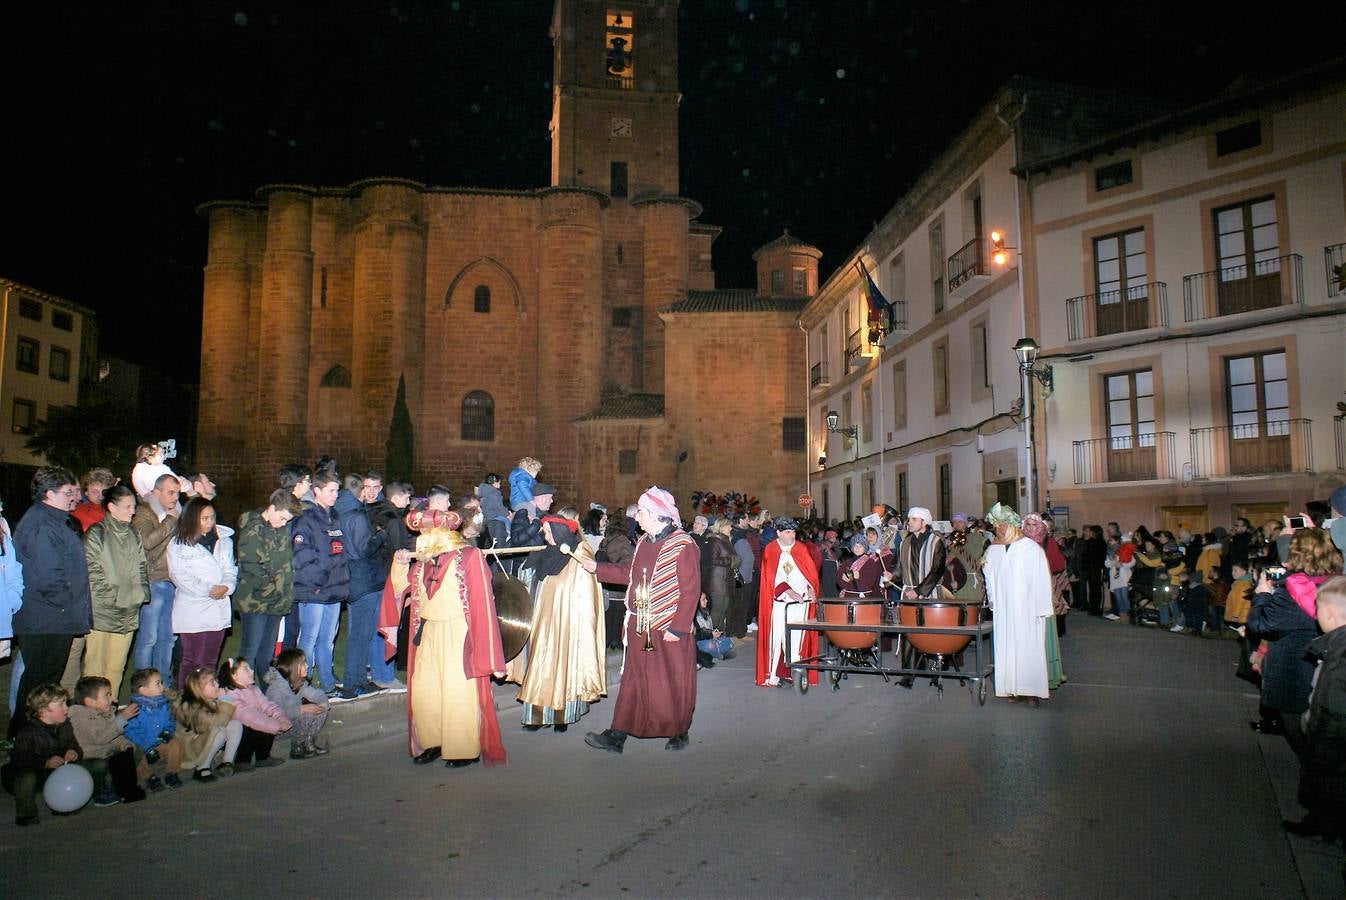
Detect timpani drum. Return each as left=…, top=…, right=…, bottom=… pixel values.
left=898, top=600, right=981, bottom=656
left=818, top=597, right=885, bottom=650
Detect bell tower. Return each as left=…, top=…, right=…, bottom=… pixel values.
left=550, top=0, right=681, bottom=198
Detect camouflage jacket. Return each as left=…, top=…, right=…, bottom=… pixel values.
left=233, top=509, right=295, bottom=616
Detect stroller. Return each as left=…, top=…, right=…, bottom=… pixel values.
left=1128, top=572, right=1167, bottom=626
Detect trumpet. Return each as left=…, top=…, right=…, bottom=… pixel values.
left=633, top=572, right=655, bottom=652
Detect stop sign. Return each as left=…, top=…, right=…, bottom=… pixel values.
left=798, top=493, right=812, bottom=508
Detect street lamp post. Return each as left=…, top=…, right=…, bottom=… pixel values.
left=1013, top=337, right=1053, bottom=513
left=825, top=409, right=859, bottom=461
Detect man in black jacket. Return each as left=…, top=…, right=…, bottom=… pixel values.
left=1284, top=576, right=1346, bottom=871
left=509, top=483, right=554, bottom=579
left=8, top=468, right=91, bottom=739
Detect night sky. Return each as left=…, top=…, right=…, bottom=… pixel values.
left=5, top=1, right=1337, bottom=382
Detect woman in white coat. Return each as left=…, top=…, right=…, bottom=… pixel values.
left=168, top=497, right=237, bottom=690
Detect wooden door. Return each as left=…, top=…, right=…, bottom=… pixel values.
left=1160, top=505, right=1208, bottom=536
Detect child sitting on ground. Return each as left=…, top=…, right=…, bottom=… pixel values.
left=175, top=667, right=241, bottom=782
left=263, top=649, right=330, bottom=760
left=218, top=657, right=290, bottom=770
left=507, top=457, right=542, bottom=515
left=67, top=676, right=145, bottom=806
left=121, top=668, right=185, bottom=790
left=1, top=683, right=83, bottom=826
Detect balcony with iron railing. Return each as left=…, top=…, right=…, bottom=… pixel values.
left=947, top=237, right=991, bottom=299
left=1327, top=243, right=1346, bottom=298
left=1072, top=432, right=1176, bottom=484
left=810, top=361, right=831, bottom=390
left=844, top=329, right=864, bottom=369
left=1065, top=282, right=1169, bottom=341
left=1189, top=418, right=1314, bottom=479
left=1182, top=253, right=1304, bottom=322
left=606, top=76, right=634, bottom=90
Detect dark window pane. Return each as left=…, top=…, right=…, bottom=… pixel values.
left=782, top=417, right=805, bottom=452
left=461, top=390, right=494, bottom=441
left=610, top=162, right=628, bottom=198
left=474, top=285, right=491, bottom=313
left=1094, top=160, right=1133, bottom=191
left=18, top=299, right=41, bottom=321
left=618, top=449, right=637, bottom=474
left=1215, top=120, right=1261, bottom=156
left=52, top=310, right=74, bottom=331
left=16, top=337, right=39, bottom=374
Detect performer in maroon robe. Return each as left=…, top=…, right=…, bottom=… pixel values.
left=755, top=518, right=822, bottom=687
left=581, top=486, right=701, bottom=753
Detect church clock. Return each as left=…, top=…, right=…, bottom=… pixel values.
left=611, top=116, right=633, bottom=138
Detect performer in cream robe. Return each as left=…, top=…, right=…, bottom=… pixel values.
left=981, top=503, right=1054, bottom=705
left=388, top=509, right=507, bottom=767
left=517, top=510, right=606, bottom=730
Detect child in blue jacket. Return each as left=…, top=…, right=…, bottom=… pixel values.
left=121, top=669, right=184, bottom=790
left=508, top=457, right=542, bottom=514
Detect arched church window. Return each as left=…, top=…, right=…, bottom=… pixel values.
left=474, top=285, right=491, bottom=313
left=461, top=390, right=494, bottom=441
left=320, top=365, right=351, bottom=388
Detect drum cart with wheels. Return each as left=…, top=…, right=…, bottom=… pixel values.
left=785, top=617, right=994, bottom=705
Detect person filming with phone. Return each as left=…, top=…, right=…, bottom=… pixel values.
left=1246, top=526, right=1341, bottom=752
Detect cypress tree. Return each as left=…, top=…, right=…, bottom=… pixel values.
left=385, top=374, right=414, bottom=482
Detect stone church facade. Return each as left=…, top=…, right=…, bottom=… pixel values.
left=196, top=0, right=811, bottom=516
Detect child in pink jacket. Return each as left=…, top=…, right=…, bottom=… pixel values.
left=217, top=658, right=291, bottom=770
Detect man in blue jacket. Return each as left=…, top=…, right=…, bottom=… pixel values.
left=292, top=471, right=349, bottom=694
left=8, top=468, right=90, bottom=739
left=334, top=475, right=386, bottom=699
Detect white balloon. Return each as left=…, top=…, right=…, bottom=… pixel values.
left=43, top=763, right=94, bottom=813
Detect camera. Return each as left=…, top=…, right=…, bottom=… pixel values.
left=1286, top=515, right=1308, bottom=529
left=157, top=438, right=177, bottom=460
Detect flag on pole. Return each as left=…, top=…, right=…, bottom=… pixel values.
left=856, top=260, right=893, bottom=334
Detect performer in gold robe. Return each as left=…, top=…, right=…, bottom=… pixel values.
left=517, top=507, right=607, bottom=732
left=389, top=509, right=507, bottom=768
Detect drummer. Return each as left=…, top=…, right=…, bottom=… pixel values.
left=837, top=534, right=894, bottom=598
left=895, top=506, right=949, bottom=688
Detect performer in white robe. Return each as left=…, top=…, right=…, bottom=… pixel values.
left=982, top=503, right=1053, bottom=705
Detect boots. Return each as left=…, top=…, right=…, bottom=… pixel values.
left=584, top=729, right=627, bottom=754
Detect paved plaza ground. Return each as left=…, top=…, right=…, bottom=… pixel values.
left=2, top=615, right=1341, bottom=898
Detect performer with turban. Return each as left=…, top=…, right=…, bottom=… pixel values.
left=385, top=509, right=507, bottom=766
left=756, top=517, right=821, bottom=688
left=580, top=487, right=701, bottom=753
left=981, top=503, right=1053, bottom=706
left=894, top=506, right=948, bottom=687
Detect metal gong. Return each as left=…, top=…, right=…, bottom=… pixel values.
left=492, top=571, right=534, bottom=662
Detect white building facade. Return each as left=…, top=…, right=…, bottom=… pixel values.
left=1026, top=64, right=1346, bottom=533
left=803, top=65, right=1346, bottom=532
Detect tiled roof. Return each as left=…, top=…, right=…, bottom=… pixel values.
left=752, top=229, right=821, bottom=259
left=662, top=289, right=810, bottom=314
left=577, top=393, right=665, bottom=421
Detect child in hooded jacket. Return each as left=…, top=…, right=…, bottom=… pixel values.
left=121, top=668, right=185, bottom=790
left=218, top=657, right=289, bottom=769
left=263, top=649, right=330, bottom=760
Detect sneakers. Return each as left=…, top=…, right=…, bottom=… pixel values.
left=1103, top=613, right=1121, bottom=620
left=746, top=622, right=758, bottom=633
left=331, top=688, right=360, bottom=703
left=93, top=789, right=122, bottom=808
left=1169, top=624, right=1186, bottom=633
left=307, top=740, right=329, bottom=756
left=290, top=743, right=317, bottom=760
left=360, top=681, right=389, bottom=696
left=146, top=775, right=165, bottom=793
left=215, top=762, right=236, bottom=778
left=375, top=678, right=407, bottom=692
left=164, top=773, right=183, bottom=789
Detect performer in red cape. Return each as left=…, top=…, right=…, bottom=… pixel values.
left=387, top=508, right=507, bottom=768
left=756, top=517, right=821, bottom=687
left=580, top=486, right=701, bottom=753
